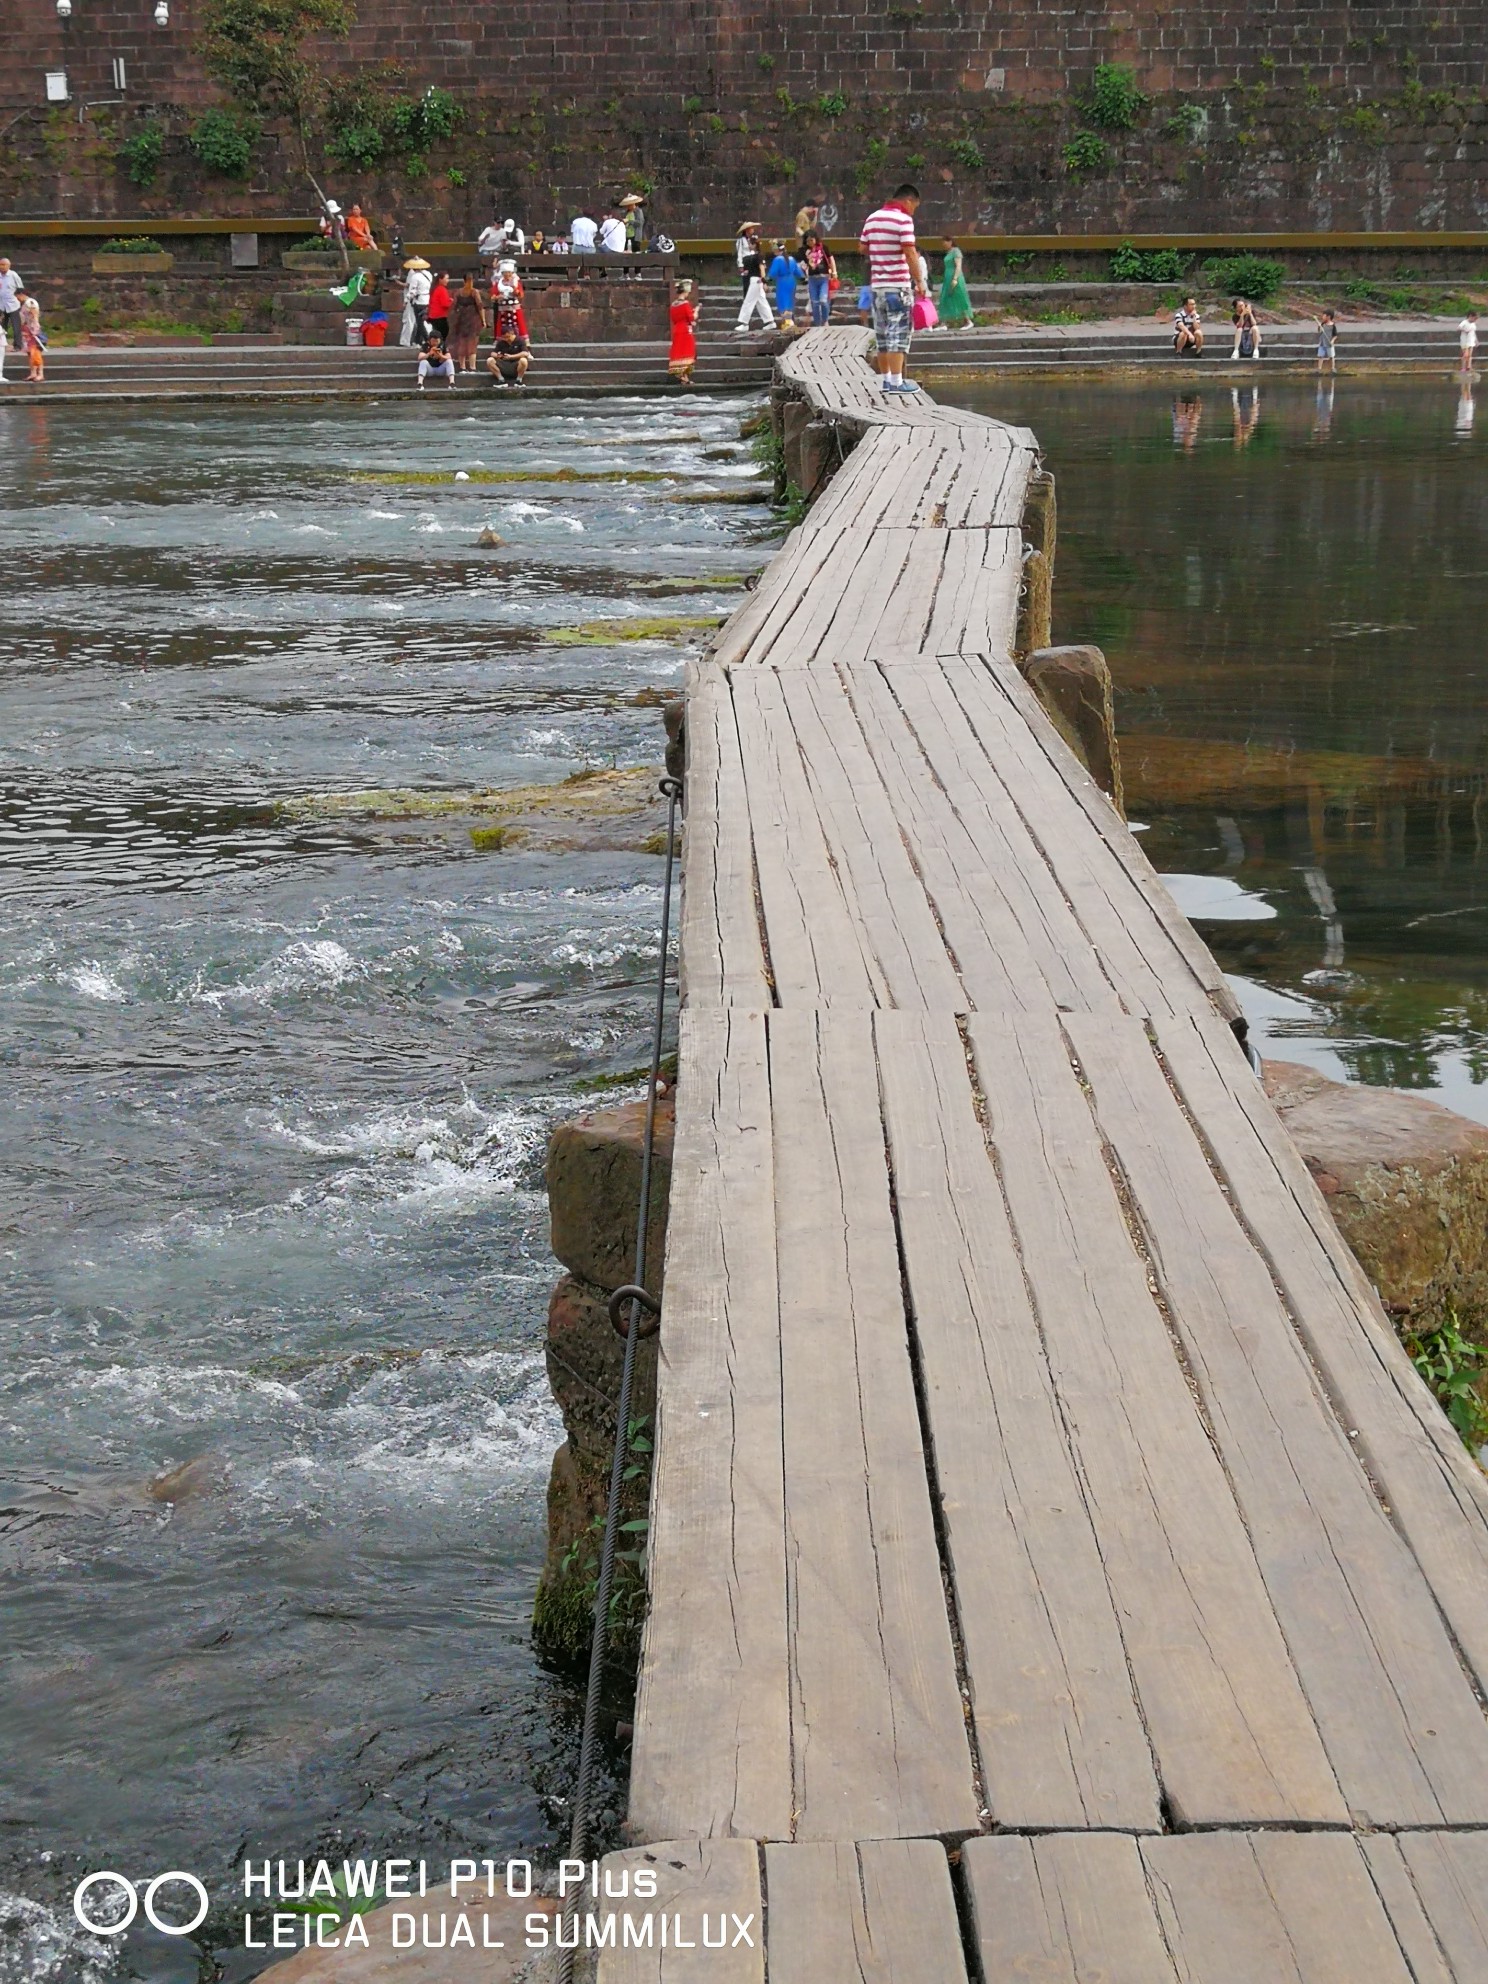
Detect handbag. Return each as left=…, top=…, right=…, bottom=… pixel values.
left=912, top=295, right=939, bottom=331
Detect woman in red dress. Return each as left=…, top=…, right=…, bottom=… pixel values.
left=668, top=279, right=698, bottom=384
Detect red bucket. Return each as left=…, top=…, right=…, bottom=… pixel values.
left=361, top=321, right=388, bottom=348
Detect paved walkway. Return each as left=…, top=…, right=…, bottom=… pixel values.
left=596, top=328, right=1488, bottom=1981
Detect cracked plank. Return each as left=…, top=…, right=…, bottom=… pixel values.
left=595, top=1838, right=763, bottom=1984
left=765, top=1839, right=968, bottom=1984
left=964, top=1009, right=1346, bottom=1826
left=1154, top=1007, right=1488, bottom=1703
left=1066, top=1009, right=1488, bottom=1828
left=963, top=1833, right=1178, bottom=1983
left=678, top=659, right=770, bottom=1008
left=1142, top=1833, right=1415, bottom=1984
left=851, top=659, right=1112, bottom=1013
left=629, top=1010, right=791, bottom=1842
left=771, top=1006, right=978, bottom=1839
left=875, top=1008, right=1160, bottom=1830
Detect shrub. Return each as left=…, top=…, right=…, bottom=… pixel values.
left=1062, top=130, right=1110, bottom=176
left=1110, top=240, right=1145, bottom=281
left=1405, top=1311, right=1488, bottom=1450
left=99, top=235, right=167, bottom=254
left=948, top=136, right=985, bottom=171
left=1166, top=101, right=1207, bottom=140
left=119, top=122, right=165, bottom=187
left=1111, top=241, right=1193, bottom=282
left=853, top=136, right=889, bottom=193
left=1201, top=252, right=1286, bottom=301
left=1087, top=62, right=1147, bottom=131
left=682, top=94, right=703, bottom=114
left=188, top=107, right=259, bottom=178
left=818, top=90, right=848, bottom=117
left=756, top=51, right=774, bottom=70
left=327, top=83, right=461, bottom=171
left=328, top=120, right=384, bottom=170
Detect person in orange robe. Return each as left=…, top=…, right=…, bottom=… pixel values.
left=345, top=205, right=378, bottom=254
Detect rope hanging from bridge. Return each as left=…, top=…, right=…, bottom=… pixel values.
left=555, top=771, right=681, bottom=1982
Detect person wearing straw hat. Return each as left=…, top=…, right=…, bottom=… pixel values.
left=620, top=192, right=646, bottom=254
left=400, top=257, right=432, bottom=345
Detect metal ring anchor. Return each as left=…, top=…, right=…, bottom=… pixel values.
left=608, top=1283, right=661, bottom=1341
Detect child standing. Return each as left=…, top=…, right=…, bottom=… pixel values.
left=1315, top=309, right=1339, bottom=373
left=18, top=290, right=44, bottom=383
left=767, top=241, right=805, bottom=332
left=1460, top=310, right=1478, bottom=375
left=668, top=279, right=699, bottom=384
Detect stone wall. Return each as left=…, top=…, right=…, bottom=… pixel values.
left=5, top=0, right=1488, bottom=234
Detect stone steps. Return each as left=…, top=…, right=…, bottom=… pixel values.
left=14, top=339, right=776, bottom=400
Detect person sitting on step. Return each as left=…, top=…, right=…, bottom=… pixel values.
left=417, top=328, right=456, bottom=390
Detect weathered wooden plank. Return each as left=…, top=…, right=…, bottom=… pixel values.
left=1357, top=1835, right=1456, bottom=1984
left=766, top=1840, right=968, bottom=1984
left=678, top=660, right=770, bottom=1008
left=629, top=1010, right=793, bottom=1843
left=963, top=1010, right=1347, bottom=1826
left=853, top=659, right=1115, bottom=1013
left=1394, top=1832, right=1488, bottom=1979
left=771, top=1005, right=979, bottom=1839
left=728, top=665, right=881, bottom=1005
left=1142, top=1833, right=1416, bottom=1984
left=935, top=655, right=1191, bottom=1016
left=594, top=1838, right=763, bottom=1984
left=1153, top=1007, right=1488, bottom=1702
left=772, top=669, right=965, bottom=1010
left=839, top=663, right=1040, bottom=1014
left=1066, top=1009, right=1488, bottom=1827
left=963, top=1833, right=1178, bottom=1983
left=983, top=655, right=1243, bottom=1024
left=921, top=527, right=1024, bottom=657
left=875, top=1007, right=1161, bottom=1830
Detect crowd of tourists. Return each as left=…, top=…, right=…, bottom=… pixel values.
left=729, top=194, right=974, bottom=346
left=322, top=186, right=973, bottom=392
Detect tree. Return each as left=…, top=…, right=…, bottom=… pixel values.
left=198, top=0, right=352, bottom=137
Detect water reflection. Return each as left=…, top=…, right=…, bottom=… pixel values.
left=941, top=376, right=1488, bottom=1122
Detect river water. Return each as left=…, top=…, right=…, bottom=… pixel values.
left=0, top=396, right=766, bottom=1982
left=945, top=375, right=1488, bottom=1123
left=6, top=372, right=1487, bottom=1979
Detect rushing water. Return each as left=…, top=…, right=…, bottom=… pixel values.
left=944, top=375, right=1488, bottom=1123
left=0, top=396, right=767, bottom=1981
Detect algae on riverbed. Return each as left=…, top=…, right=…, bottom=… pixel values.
left=546, top=615, right=722, bottom=645
left=279, top=765, right=672, bottom=853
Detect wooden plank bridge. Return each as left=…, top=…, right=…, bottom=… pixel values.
left=594, top=329, right=1488, bottom=1980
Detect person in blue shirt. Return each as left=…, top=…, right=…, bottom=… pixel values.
left=767, top=241, right=806, bottom=331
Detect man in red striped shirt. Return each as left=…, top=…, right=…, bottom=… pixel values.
left=859, top=182, right=929, bottom=394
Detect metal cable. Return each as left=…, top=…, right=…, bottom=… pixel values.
left=555, top=773, right=681, bottom=1981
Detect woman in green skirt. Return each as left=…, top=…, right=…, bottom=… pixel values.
left=938, top=238, right=975, bottom=329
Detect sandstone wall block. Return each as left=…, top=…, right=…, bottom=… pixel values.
left=546, top=1091, right=673, bottom=1296
left=1263, top=1059, right=1488, bottom=1339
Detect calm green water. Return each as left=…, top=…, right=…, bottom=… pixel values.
left=945, top=375, right=1488, bottom=1123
